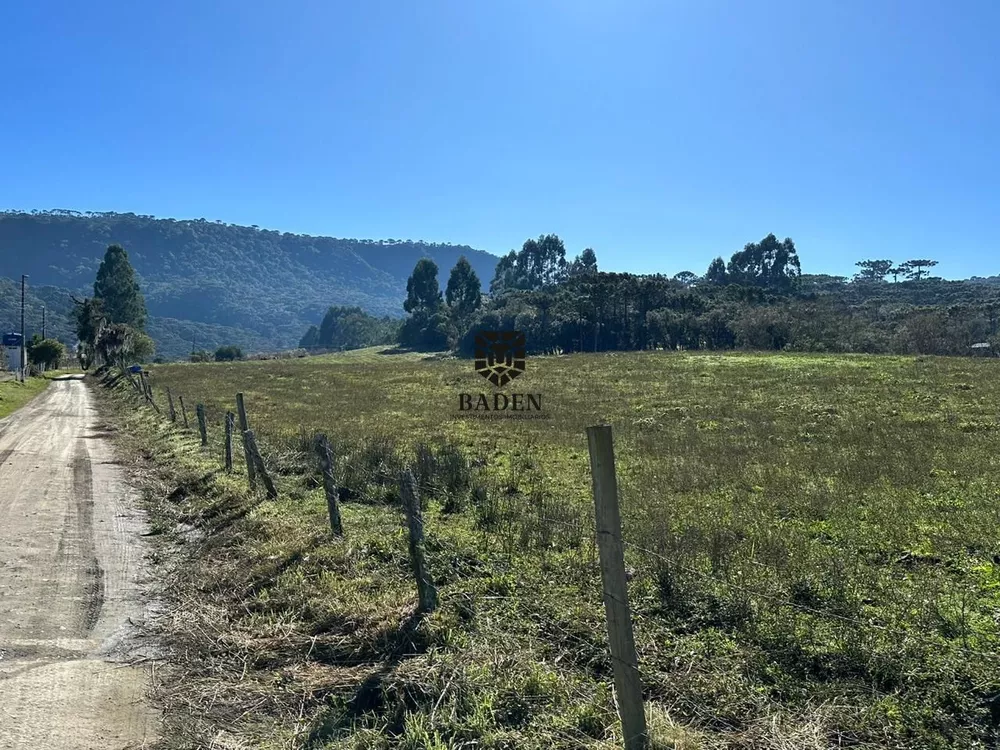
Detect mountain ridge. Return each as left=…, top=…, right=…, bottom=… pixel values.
left=0, top=210, right=499, bottom=358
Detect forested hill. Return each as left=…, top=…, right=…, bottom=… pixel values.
left=0, top=210, right=498, bottom=355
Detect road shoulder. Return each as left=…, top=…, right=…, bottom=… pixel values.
left=0, top=376, right=49, bottom=419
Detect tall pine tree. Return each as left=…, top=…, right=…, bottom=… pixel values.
left=445, top=256, right=482, bottom=320
left=404, top=258, right=444, bottom=314
left=401, top=258, right=451, bottom=350
left=94, top=244, right=147, bottom=330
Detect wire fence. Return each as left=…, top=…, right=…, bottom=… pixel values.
left=110, top=367, right=1000, bottom=746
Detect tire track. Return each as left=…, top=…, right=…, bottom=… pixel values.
left=71, top=449, right=105, bottom=636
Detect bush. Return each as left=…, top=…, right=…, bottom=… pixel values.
left=131, top=331, right=156, bottom=362
left=27, top=337, right=65, bottom=369
left=399, top=310, right=455, bottom=351
left=214, top=345, right=244, bottom=361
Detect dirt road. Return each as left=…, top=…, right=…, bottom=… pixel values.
left=0, top=376, right=157, bottom=749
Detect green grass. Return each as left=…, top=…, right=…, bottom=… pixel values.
left=117, top=349, right=1000, bottom=749
left=0, top=376, right=49, bottom=419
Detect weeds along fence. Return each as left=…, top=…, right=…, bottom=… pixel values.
left=108, top=367, right=1000, bottom=749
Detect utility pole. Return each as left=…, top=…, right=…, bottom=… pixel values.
left=42, top=306, right=46, bottom=339
left=20, top=275, right=27, bottom=381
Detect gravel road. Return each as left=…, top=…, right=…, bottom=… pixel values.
left=0, top=375, right=157, bottom=749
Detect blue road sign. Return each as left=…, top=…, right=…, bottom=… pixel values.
left=2, top=333, right=23, bottom=347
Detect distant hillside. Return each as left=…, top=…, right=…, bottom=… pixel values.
left=0, top=210, right=498, bottom=358
left=0, top=278, right=76, bottom=347
left=0, top=276, right=275, bottom=361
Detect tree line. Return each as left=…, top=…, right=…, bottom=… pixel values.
left=381, top=234, right=997, bottom=358
left=853, top=259, right=939, bottom=283
left=295, top=255, right=487, bottom=352
left=81, top=233, right=992, bottom=363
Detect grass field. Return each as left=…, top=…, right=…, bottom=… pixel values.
left=122, top=349, right=1000, bottom=749
left=0, top=376, right=49, bottom=419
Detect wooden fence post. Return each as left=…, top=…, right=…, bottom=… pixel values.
left=179, top=395, right=189, bottom=428
left=316, top=434, right=343, bottom=536
left=224, top=412, right=234, bottom=472
left=243, top=429, right=277, bottom=498
left=166, top=387, right=177, bottom=422
left=141, top=373, right=161, bottom=413
left=587, top=424, right=648, bottom=750
left=400, top=469, right=436, bottom=613
left=196, top=403, right=208, bottom=446
left=236, top=392, right=257, bottom=486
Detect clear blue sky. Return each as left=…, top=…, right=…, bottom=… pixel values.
left=2, top=1, right=997, bottom=279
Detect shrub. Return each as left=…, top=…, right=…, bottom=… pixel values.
left=214, top=345, right=244, bottom=361
left=27, top=337, right=65, bottom=369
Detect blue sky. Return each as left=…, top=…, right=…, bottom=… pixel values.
left=2, top=1, right=997, bottom=279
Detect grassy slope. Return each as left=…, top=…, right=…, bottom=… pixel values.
left=0, top=377, right=49, bottom=419
left=105, top=350, right=1000, bottom=749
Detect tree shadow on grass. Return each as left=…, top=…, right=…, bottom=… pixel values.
left=306, top=607, right=433, bottom=743
left=240, top=535, right=327, bottom=600
left=166, top=470, right=219, bottom=503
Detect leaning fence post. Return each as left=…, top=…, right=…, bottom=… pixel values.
left=142, top=373, right=161, bottom=413
left=178, top=395, right=189, bottom=428
left=243, top=429, right=277, bottom=498
left=196, top=403, right=208, bottom=446
left=166, top=387, right=177, bottom=422
left=224, top=412, right=234, bottom=472
left=587, top=424, right=648, bottom=750
left=400, top=469, right=436, bottom=613
left=236, top=392, right=257, bottom=487
left=136, top=371, right=159, bottom=411
left=316, top=434, right=343, bottom=536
